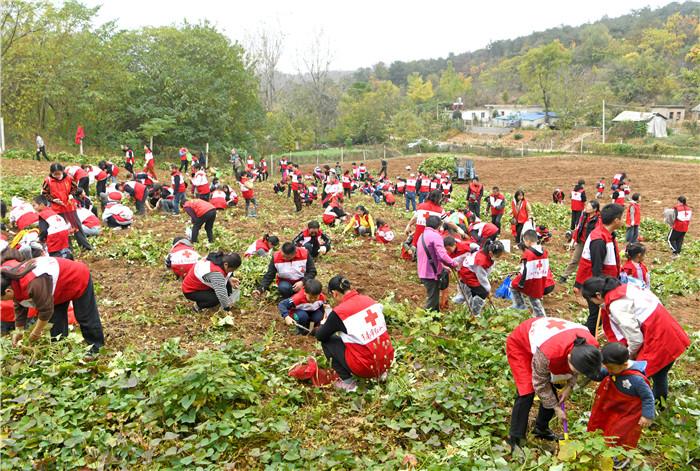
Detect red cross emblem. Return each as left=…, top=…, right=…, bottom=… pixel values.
left=536, top=260, right=543, bottom=269
left=182, top=250, right=193, bottom=258
left=546, top=319, right=567, bottom=330
left=364, top=309, right=379, bottom=326
left=422, top=212, right=430, bottom=221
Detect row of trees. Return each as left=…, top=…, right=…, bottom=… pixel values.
left=2, top=1, right=699, bottom=156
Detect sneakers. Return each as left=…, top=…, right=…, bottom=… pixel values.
left=378, top=371, right=389, bottom=383
left=333, top=378, right=358, bottom=392
left=613, top=457, right=630, bottom=469
left=532, top=427, right=562, bottom=441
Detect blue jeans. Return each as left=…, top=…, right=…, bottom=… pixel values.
left=277, top=281, right=295, bottom=299
left=373, top=191, right=383, bottom=204
left=418, top=192, right=428, bottom=204
left=405, top=191, right=416, bottom=211
left=292, top=308, right=324, bottom=333
left=173, top=191, right=184, bottom=214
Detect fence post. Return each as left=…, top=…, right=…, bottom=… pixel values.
left=383, top=145, right=386, bottom=159
left=316, top=152, right=319, bottom=166
left=521, top=143, right=524, bottom=157
left=340, top=147, right=343, bottom=163
left=363, top=149, right=366, bottom=161
left=205, top=142, right=209, bottom=168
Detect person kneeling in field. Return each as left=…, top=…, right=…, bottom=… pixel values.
left=510, top=229, right=553, bottom=317
left=165, top=237, right=200, bottom=278
left=293, top=221, right=331, bottom=258
left=102, top=192, right=134, bottom=230
left=244, top=234, right=279, bottom=258
left=343, top=205, right=375, bottom=238
left=254, top=243, right=317, bottom=299
left=315, top=275, right=394, bottom=392
left=181, top=251, right=241, bottom=312
left=587, top=342, right=655, bottom=469
left=278, top=279, right=327, bottom=335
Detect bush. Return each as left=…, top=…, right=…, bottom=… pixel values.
left=513, top=133, right=524, bottom=140
left=417, top=155, right=456, bottom=177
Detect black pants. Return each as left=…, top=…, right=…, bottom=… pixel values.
left=510, top=392, right=555, bottom=439
left=651, top=360, right=674, bottom=401
left=322, top=336, right=352, bottom=380
left=293, top=190, right=302, bottom=212
left=49, top=276, right=104, bottom=353
left=78, top=177, right=90, bottom=196
left=668, top=230, right=686, bottom=255
left=287, top=183, right=292, bottom=198
left=36, top=146, right=49, bottom=161
left=135, top=198, right=146, bottom=215
left=515, top=223, right=524, bottom=243
left=180, top=160, right=189, bottom=172
left=491, top=214, right=502, bottom=232
left=469, top=201, right=481, bottom=217
left=421, top=278, right=441, bottom=311
left=125, top=163, right=134, bottom=175
left=570, top=210, right=582, bottom=231
left=190, top=209, right=216, bottom=243
left=62, top=210, right=92, bottom=250
left=184, top=283, right=232, bottom=309
left=344, top=188, right=352, bottom=200
left=586, top=298, right=599, bottom=335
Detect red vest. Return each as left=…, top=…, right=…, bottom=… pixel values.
left=468, top=182, right=483, bottom=202
left=418, top=179, right=430, bottom=193
left=184, top=199, right=215, bottom=218
left=38, top=208, right=71, bottom=252
left=288, top=289, right=326, bottom=314
left=11, top=257, right=90, bottom=307
left=587, top=368, right=648, bottom=449
left=459, top=251, right=494, bottom=288
left=168, top=243, right=200, bottom=278
left=171, top=170, right=186, bottom=193
left=299, top=229, right=324, bottom=247
left=602, top=285, right=689, bottom=376
left=240, top=177, right=254, bottom=199
left=576, top=225, right=620, bottom=285
left=375, top=224, right=394, bottom=244
left=209, top=190, right=228, bottom=209
left=626, top=202, right=640, bottom=226
left=181, top=260, right=224, bottom=293
left=76, top=207, right=100, bottom=229
left=406, top=178, right=417, bottom=192
left=411, top=202, right=443, bottom=245
left=507, top=317, right=597, bottom=396
left=65, top=165, right=88, bottom=181
left=245, top=238, right=271, bottom=257
left=384, top=192, right=395, bottom=204
left=124, top=181, right=146, bottom=201
left=489, top=193, right=505, bottom=215
left=621, top=260, right=649, bottom=288
left=512, top=246, right=549, bottom=299
left=673, top=203, right=692, bottom=232
left=333, top=290, right=394, bottom=378
left=43, top=175, right=75, bottom=213
left=512, top=199, right=529, bottom=224
left=272, top=248, right=308, bottom=283
left=14, top=208, right=39, bottom=230
left=570, top=189, right=585, bottom=211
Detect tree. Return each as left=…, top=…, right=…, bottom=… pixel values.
left=438, top=61, right=472, bottom=102
left=518, top=40, right=572, bottom=122
left=139, top=116, right=176, bottom=150
left=246, top=26, right=284, bottom=112
left=389, top=108, right=423, bottom=142
left=406, top=73, right=434, bottom=103
left=336, top=80, right=401, bottom=144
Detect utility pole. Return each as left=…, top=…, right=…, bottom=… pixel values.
left=602, top=100, right=606, bottom=144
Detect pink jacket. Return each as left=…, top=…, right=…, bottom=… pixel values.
left=417, top=227, right=457, bottom=280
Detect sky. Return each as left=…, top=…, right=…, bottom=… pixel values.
left=84, top=0, right=674, bottom=73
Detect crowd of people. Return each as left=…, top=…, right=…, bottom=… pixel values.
left=0, top=148, right=694, bottom=465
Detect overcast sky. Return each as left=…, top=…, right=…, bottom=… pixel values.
left=85, top=0, right=673, bottom=73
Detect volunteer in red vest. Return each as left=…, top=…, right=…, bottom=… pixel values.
left=1, top=256, right=105, bottom=353
left=259, top=158, right=268, bottom=181
left=506, top=317, right=602, bottom=451
left=65, top=164, right=90, bottom=196
left=41, top=163, right=92, bottom=251
left=143, top=145, right=157, bottom=179
left=405, top=190, right=464, bottom=247
left=595, top=177, right=605, bottom=198
left=254, top=243, right=317, bottom=299
left=244, top=234, right=280, bottom=258
left=322, top=198, right=347, bottom=227
left=341, top=171, right=353, bottom=200
left=99, top=159, right=120, bottom=183
left=511, top=229, right=551, bottom=317
left=467, top=176, right=484, bottom=216
left=315, top=275, right=394, bottom=392
left=292, top=220, right=331, bottom=258
left=165, top=237, right=200, bottom=278
left=32, top=196, right=73, bottom=259
left=239, top=172, right=257, bottom=217
left=582, top=276, right=690, bottom=401
left=625, top=192, right=641, bottom=243
left=570, top=179, right=586, bottom=231
left=668, top=195, right=691, bottom=257
left=209, top=187, right=228, bottom=210
left=486, top=186, right=505, bottom=233
left=123, top=145, right=135, bottom=174
left=181, top=251, right=241, bottom=311
left=466, top=214, right=499, bottom=247
left=417, top=173, right=431, bottom=204
left=9, top=197, right=39, bottom=231
left=395, top=177, right=406, bottom=197
left=102, top=192, right=133, bottom=229
left=183, top=198, right=216, bottom=243
left=290, top=164, right=303, bottom=212
left=611, top=172, right=626, bottom=187
left=190, top=164, right=210, bottom=201
left=375, top=218, right=395, bottom=244
left=170, top=164, right=186, bottom=215
left=560, top=200, right=600, bottom=284
left=511, top=189, right=532, bottom=243
left=118, top=179, right=148, bottom=215
left=575, top=203, right=623, bottom=334
left=404, top=173, right=418, bottom=211
left=278, top=279, right=327, bottom=335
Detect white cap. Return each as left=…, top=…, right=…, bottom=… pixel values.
left=405, top=166, right=411, bottom=170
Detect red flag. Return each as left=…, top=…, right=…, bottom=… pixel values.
left=75, top=126, right=85, bottom=144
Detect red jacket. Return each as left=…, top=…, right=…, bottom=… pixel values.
left=601, top=284, right=689, bottom=376
left=333, top=290, right=394, bottom=378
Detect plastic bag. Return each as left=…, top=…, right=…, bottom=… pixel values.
left=495, top=275, right=513, bottom=300
left=288, top=356, right=339, bottom=387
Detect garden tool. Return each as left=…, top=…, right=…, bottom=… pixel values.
left=557, top=403, right=577, bottom=460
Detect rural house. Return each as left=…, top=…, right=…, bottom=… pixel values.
left=612, top=111, right=668, bottom=138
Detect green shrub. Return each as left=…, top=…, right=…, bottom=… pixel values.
left=513, top=133, right=524, bottom=140
left=417, top=155, right=456, bottom=177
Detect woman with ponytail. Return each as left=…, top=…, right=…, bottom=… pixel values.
left=582, top=276, right=689, bottom=402
left=1, top=256, right=104, bottom=353
left=456, top=239, right=505, bottom=316
left=244, top=234, right=279, bottom=258
left=506, top=317, right=601, bottom=452
left=315, top=275, right=394, bottom=392
left=181, top=251, right=242, bottom=311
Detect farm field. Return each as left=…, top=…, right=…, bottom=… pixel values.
left=1, top=153, right=699, bottom=470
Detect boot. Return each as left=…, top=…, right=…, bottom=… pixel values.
left=470, top=296, right=485, bottom=317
